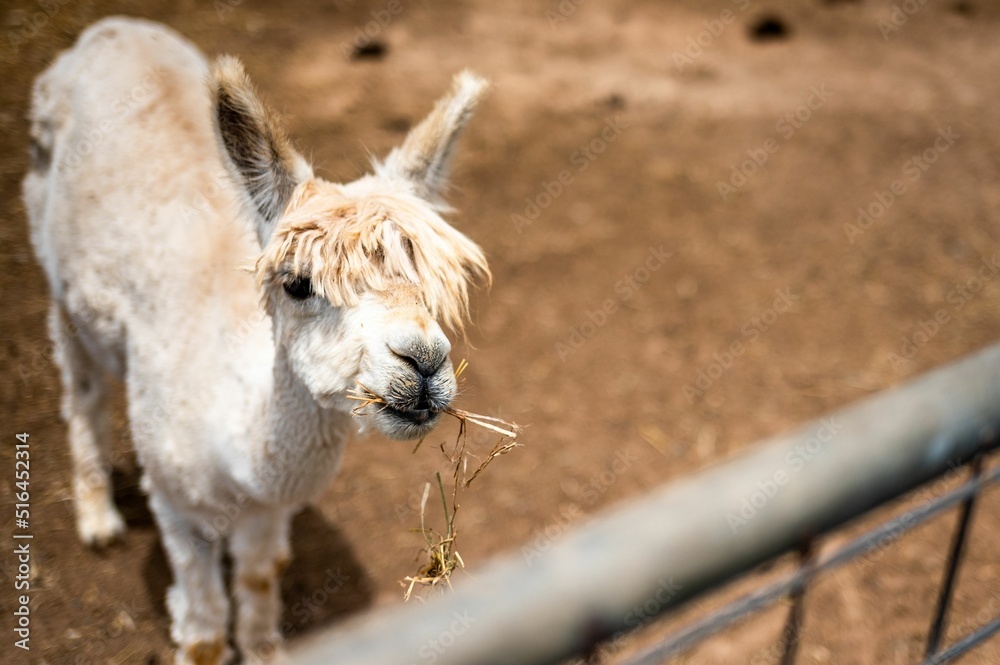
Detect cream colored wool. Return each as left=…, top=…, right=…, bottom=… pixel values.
left=24, top=16, right=489, bottom=665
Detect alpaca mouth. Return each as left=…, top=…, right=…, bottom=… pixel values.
left=345, top=382, right=451, bottom=439
left=376, top=403, right=443, bottom=440
left=387, top=405, right=434, bottom=424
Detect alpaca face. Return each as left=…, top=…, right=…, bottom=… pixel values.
left=211, top=60, right=490, bottom=440
left=254, top=177, right=487, bottom=439
left=266, top=273, right=457, bottom=439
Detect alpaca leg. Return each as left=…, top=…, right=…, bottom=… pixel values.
left=229, top=507, right=294, bottom=663
left=148, top=491, right=233, bottom=665
left=50, top=304, right=125, bottom=547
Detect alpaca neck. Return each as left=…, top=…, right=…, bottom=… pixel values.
left=255, top=347, right=351, bottom=504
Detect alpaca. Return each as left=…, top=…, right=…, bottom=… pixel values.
left=24, top=16, right=490, bottom=665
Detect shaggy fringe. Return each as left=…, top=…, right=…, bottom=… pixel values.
left=256, top=179, right=490, bottom=332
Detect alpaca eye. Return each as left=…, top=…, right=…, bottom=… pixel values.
left=282, top=276, right=313, bottom=300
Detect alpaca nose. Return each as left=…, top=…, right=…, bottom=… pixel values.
left=388, top=335, right=450, bottom=377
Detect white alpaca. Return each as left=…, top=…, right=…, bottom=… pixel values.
left=24, top=16, right=489, bottom=665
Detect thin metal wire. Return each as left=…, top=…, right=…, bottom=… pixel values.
left=925, top=453, right=986, bottom=657
left=777, top=541, right=814, bottom=665
left=924, top=616, right=1000, bottom=665
left=617, top=462, right=1000, bottom=665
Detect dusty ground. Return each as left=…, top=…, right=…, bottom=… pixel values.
left=2, top=0, right=1000, bottom=663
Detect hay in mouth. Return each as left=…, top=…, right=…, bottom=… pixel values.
left=346, top=359, right=522, bottom=599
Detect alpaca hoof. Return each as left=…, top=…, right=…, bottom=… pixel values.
left=176, top=638, right=232, bottom=665
left=77, top=503, right=126, bottom=549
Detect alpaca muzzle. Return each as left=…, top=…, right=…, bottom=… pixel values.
left=370, top=350, right=457, bottom=440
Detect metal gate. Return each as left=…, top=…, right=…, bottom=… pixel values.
left=289, top=342, right=1000, bottom=665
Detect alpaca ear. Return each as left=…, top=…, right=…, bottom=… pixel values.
left=209, top=55, right=312, bottom=245
left=382, top=71, right=489, bottom=203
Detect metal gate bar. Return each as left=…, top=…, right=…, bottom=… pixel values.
left=290, top=343, right=1000, bottom=665
left=925, top=616, right=1000, bottom=665
left=925, top=453, right=985, bottom=659
left=619, top=462, right=1000, bottom=665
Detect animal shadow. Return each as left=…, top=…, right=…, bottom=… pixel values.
left=141, top=507, right=373, bottom=643
left=111, top=465, right=155, bottom=526
left=280, top=509, right=374, bottom=638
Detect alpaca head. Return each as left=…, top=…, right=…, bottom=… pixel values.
left=210, top=57, right=490, bottom=440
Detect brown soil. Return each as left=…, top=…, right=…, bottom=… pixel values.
left=2, top=1, right=999, bottom=664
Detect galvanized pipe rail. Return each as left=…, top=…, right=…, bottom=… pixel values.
left=617, top=462, right=1000, bottom=665
left=290, top=343, right=1000, bottom=665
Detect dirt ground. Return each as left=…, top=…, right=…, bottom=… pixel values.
left=2, top=0, right=1000, bottom=663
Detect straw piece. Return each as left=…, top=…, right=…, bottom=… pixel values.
left=346, top=361, right=522, bottom=600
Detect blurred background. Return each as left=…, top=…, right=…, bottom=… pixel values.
left=1, top=1, right=999, bottom=663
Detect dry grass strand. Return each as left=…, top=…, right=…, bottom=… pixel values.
left=347, top=361, right=522, bottom=599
